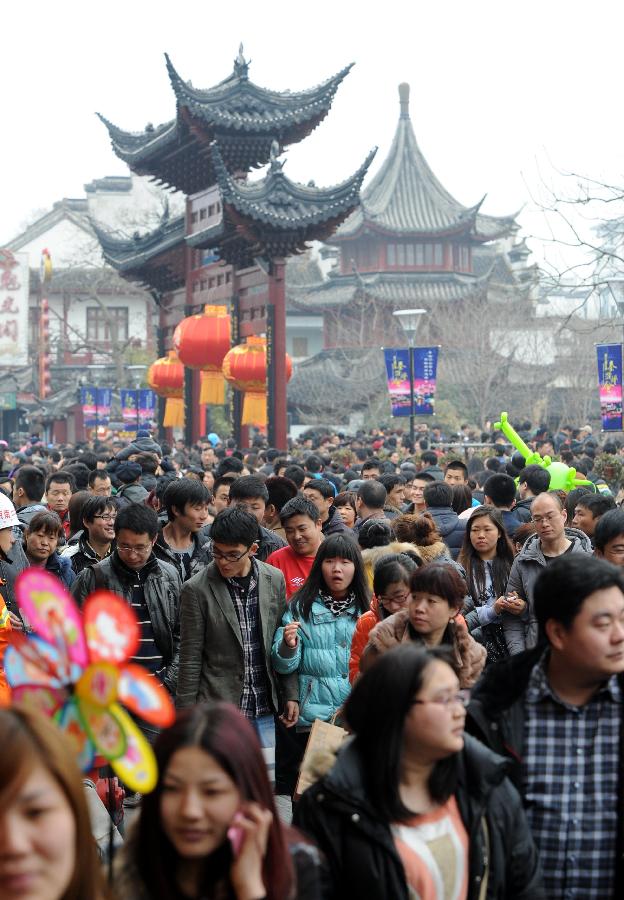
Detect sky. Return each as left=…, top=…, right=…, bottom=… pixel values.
left=3, top=0, right=624, bottom=274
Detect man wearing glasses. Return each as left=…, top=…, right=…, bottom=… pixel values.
left=503, top=491, right=592, bottom=655
left=71, top=503, right=182, bottom=700
left=176, top=506, right=299, bottom=784
left=62, top=495, right=120, bottom=575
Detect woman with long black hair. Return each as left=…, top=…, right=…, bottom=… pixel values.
left=271, top=533, right=369, bottom=793
left=458, top=506, right=517, bottom=664
left=294, top=644, right=544, bottom=899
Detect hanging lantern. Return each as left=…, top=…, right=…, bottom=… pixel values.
left=222, top=335, right=292, bottom=427
left=147, top=351, right=185, bottom=429
left=173, top=305, right=231, bottom=405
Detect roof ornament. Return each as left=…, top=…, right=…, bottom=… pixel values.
left=269, top=139, right=285, bottom=173
left=398, top=82, right=410, bottom=119
left=234, top=43, right=250, bottom=78
left=145, top=122, right=154, bottom=133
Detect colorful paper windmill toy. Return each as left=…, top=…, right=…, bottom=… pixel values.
left=5, top=569, right=175, bottom=794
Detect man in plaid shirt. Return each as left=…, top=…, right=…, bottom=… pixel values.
left=467, top=555, right=624, bottom=899
left=177, top=507, right=299, bottom=783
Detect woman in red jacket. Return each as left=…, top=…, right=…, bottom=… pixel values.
left=349, top=554, right=419, bottom=683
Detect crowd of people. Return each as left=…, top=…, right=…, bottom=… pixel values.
left=0, top=419, right=622, bottom=898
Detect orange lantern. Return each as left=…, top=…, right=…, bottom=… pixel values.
left=173, top=305, right=231, bottom=405
left=222, top=335, right=293, bottom=427
left=147, top=351, right=185, bottom=429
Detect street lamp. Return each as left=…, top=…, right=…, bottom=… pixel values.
left=393, top=308, right=427, bottom=448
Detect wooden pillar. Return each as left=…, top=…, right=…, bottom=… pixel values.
left=267, top=260, right=287, bottom=449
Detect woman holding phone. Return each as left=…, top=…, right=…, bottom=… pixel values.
left=115, top=703, right=322, bottom=900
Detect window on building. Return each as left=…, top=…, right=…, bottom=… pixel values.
left=397, top=244, right=406, bottom=266
left=434, top=243, right=444, bottom=266
left=424, top=244, right=434, bottom=265
left=406, top=243, right=415, bottom=265
left=416, top=244, right=424, bottom=265
left=292, top=336, right=308, bottom=358
left=387, top=243, right=396, bottom=265
left=86, top=307, right=129, bottom=343
left=199, top=208, right=207, bottom=221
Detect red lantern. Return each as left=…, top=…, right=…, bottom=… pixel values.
left=173, top=305, right=231, bottom=405
left=222, top=336, right=292, bottom=427
left=147, top=351, right=184, bottom=428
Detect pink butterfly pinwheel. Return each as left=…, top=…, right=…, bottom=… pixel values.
left=5, top=569, right=175, bottom=794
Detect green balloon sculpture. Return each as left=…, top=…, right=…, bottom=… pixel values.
left=493, top=412, right=594, bottom=492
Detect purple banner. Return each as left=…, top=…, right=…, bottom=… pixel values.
left=138, top=389, right=156, bottom=427
left=81, top=387, right=111, bottom=427
left=120, top=389, right=139, bottom=427
left=597, top=343, right=623, bottom=431
left=383, top=347, right=439, bottom=416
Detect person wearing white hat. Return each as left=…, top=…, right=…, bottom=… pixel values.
left=0, top=492, right=29, bottom=632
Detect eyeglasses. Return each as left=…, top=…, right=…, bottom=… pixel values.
left=531, top=512, right=560, bottom=525
left=412, top=691, right=470, bottom=709
left=379, top=592, right=411, bottom=606
left=117, top=543, right=152, bottom=555
left=210, top=544, right=251, bottom=563
left=93, top=514, right=116, bottom=522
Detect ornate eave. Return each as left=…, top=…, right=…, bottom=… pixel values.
left=332, top=83, right=518, bottom=244
left=207, top=141, right=375, bottom=265
left=91, top=213, right=186, bottom=293
left=288, top=269, right=491, bottom=311
left=97, top=48, right=354, bottom=195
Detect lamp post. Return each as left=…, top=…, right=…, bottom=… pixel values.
left=393, top=308, right=427, bottom=448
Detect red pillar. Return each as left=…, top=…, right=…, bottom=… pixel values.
left=267, top=261, right=287, bottom=449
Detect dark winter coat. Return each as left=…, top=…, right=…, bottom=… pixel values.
left=15, top=502, right=47, bottom=529
left=512, top=497, right=533, bottom=524
left=321, top=505, right=350, bottom=536
left=153, top=527, right=212, bottom=582
left=71, top=551, right=181, bottom=695
left=294, top=734, right=545, bottom=900
left=43, top=550, right=75, bottom=589
left=61, top=532, right=111, bottom=575
left=426, top=505, right=466, bottom=559
left=115, top=482, right=149, bottom=505
left=466, top=647, right=624, bottom=894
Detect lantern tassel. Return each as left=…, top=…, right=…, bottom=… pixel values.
left=200, top=371, right=225, bottom=405
left=241, top=391, right=267, bottom=427
left=163, top=397, right=185, bottom=428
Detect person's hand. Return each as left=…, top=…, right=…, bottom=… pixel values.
left=283, top=621, right=301, bottom=649
left=280, top=701, right=299, bottom=728
left=501, top=593, right=526, bottom=616
left=230, top=802, right=273, bottom=900
left=493, top=595, right=507, bottom=616
left=8, top=612, right=23, bottom=631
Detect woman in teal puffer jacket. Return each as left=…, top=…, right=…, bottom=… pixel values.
left=272, top=533, right=370, bottom=792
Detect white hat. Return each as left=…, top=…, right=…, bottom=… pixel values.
left=0, top=492, right=20, bottom=529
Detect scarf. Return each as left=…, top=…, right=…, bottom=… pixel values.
left=320, top=589, right=356, bottom=617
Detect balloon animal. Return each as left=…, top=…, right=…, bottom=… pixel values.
left=494, top=412, right=594, bottom=492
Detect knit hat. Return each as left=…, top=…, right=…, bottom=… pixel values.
left=116, top=461, right=142, bottom=484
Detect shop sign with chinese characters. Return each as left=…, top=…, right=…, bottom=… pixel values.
left=0, top=249, right=28, bottom=366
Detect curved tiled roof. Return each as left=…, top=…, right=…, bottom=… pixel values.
left=288, top=270, right=490, bottom=310
left=97, top=50, right=353, bottom=195
left=91, top=214, right=186, bottom=292
left=335, top=83, right=517, bottom=242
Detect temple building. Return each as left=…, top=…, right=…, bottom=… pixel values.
left=288, top=83, right=538, bottom=425
left=96, top=48, right=372, bottom=444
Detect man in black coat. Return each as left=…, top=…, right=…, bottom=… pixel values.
left=467, top=555, right=624, bottom=899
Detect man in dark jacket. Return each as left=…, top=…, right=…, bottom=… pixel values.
left=61, top=495, right=119, bottom=575
left=153, top=478, right=212, bottom=581
left=482, top=472, right=524, bottom=538
left=115, top=462, right=149, bottom=505
left=513, top=463, right=551, bottom=523
left=225, top=475, right=286, bottom=560
left=12, top=465, right=46, bottom=528
left=71, top=504, right=181, bottom=698
left=467, top=555, right=624, bottom=899
left=423, top=481, right=466, bottom=560
left=303, top=478, right=348, bottom=536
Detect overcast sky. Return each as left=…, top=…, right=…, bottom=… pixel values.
left=3, top=0, right=623, bottom=272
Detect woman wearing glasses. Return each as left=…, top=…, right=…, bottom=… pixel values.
left=360, top=562, right=486, bottom=688
left=349, top=553, right=420, bottom=683
left=294, top=645, right=545, bottom=899
left=271, top=533, right=370, bottom=794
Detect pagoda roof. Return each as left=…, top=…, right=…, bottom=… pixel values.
left=91, top=210, right=186, bottom=292
left=202, top=141, right=375, bottom=266
left=288, top=269, right=491, bottom=310
left=334, top=83, right=518, bottom=242
left=98, top=48, right=353, bottom=195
